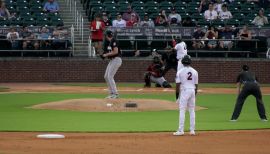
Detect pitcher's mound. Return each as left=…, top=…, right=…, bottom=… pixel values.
left=31, top=98, right=206, bottom=112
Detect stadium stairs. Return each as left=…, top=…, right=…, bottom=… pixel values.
left=58, top=0, right=90, bottom=56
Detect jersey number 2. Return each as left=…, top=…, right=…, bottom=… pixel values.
left=187, top=72, right=192, bottom=80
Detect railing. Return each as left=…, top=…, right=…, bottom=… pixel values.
left=65, top=0, right=84, bottom=43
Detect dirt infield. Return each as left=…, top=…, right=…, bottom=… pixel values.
left=30, top=98, right=206, bottom=112
left=0, top=83, right=270, bottom=154
left=1, top=130, right=270, bottom=154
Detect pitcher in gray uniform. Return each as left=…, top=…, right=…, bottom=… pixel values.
left=101, top=30, right=122, bottom=99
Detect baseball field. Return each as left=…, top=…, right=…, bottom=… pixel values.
left=0, top=83, right=269, bottom=154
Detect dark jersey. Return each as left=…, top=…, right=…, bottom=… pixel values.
left=236, top=71, right=258, bottom=84
left=162, top=52, right=177, bottom=66
left=103, top=38, right=121, bottom=58
left=147, top=63, right=163, bottom=78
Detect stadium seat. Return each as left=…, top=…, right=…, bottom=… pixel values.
left=131, top=1, right=145, bottom=8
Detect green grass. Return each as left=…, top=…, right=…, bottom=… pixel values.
left=0, top=93, right=269, bottom=132
left=53, top=83, right=270, bottom=88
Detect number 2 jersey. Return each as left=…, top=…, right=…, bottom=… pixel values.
left=176, top=66, right=198, bottom=90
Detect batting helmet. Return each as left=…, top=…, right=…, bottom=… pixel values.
left=242, top=65, right=249, bottom=71
left=181, top=55, right=192, bottom=65
left=105, top=30, right=113, bottom=38
left=174, top=36, right=182, bottom=43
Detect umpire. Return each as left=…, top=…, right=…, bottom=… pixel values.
left=231, top=65, right=267, bottom=121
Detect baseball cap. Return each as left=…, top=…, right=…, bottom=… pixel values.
left=105, top=30, right=113, bottom=37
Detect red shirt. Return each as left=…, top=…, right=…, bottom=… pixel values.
left=147, top=63, right=163, bottom=77
left=90, top=20, right=105, bottom=41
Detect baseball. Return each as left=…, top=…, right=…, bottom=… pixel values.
left=106, top=103, right=113, bottom=107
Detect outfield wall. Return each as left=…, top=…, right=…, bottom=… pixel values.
left=0, top=58, right=269, bottom=83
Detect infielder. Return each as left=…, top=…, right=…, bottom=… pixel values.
left=172, top=36, right=188, bottom=71
left=101, top=30, right=122, bottom=99
left=174, top=55, right=198, bottom=136
left=231, top=65, right=267, bottom=121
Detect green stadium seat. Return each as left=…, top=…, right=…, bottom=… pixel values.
left=159, top=1, right=173, bottom=7
left=36, top=18, right=51, bottom=26
left=118, top=1, right=130, bottom=8
left=131, top=1, right=145, bottom=8
left=144, top=1, right=159, bottom=8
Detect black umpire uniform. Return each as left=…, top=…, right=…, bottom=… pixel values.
left=161, top=49, right=178, bottom=76
left=231, top=65, right=267, bottom=121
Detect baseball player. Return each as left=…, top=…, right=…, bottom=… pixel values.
left=144, top=56, right=172, bottom=88
left=172, top=36, right=188, bottom=71
left=231, top=65, right=267, bottom=121
left=174, top=55, right=198, bottom=136
left=101, top=30, right=122, bottom=99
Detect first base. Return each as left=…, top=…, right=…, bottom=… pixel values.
left=37, top=134, right=65, bottom=139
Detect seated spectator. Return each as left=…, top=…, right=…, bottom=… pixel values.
left=155, top=14, right=168, bottom=27
left=43, top=0, right=59, bottom=13
left=237, top=25, right=252, bottom=51
left=38, top=27, right=52, bottom=49
left=21, top=26, right=39, bottom=50
left=204, top=3, right=218, bottom=20
left=252, top=9, right=268, bottom=26
left=155, top=10, right=168, bottom=24
left=204, top=25, right=218, bottom=49
left=168, top=8, right=181, bottom=25
left=144, top=56, right=172, bottom=88
left=214, top=0, right=224, bottom=13
left=102, top=12, right=112, bottom=27
left=90, top=14, right=105, bottom=55
left=192, top=25, right=205, bottom=49
left=0, top=2, right=11, bottom=19
left=182, top=16, right=196, bottom=27
left=126, top=13, right=139, bottom=27
left=139, top=13, right=155, bottom=28
left=51, top=25, right=70, bottom=50
left=7, top=27, right=19, bottom=50
left=198, top=0, right=210, bottom=13
left=122, top=5, right=139, bottom=22
left=112, top=13, right=126, bottom=28
left=219, top=4, right=232, bottom=20
left=219, top=25, right=233, bottom=50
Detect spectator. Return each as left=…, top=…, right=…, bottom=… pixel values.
left=155, top=10, right=168, bottom=24
left=218, top=4, right=233, bottom=20
left=112, top=13, right=126, bottom=28
left=252, top=9, right=268, bottom=26
left=237, top=25, right=252, bottom=51
left=0, top=2, right=11, bottom=19
left=90, top=14, right=105, bottom=55
left=219, top=25, right=233, bottom=50
left=51, top=25, right=70, bottom=50
left=38, top=27, right=52, bottom=49
left=214, top=0, right=224, bottom=13
left=192, top=25, right=205, bottom=49
left=43, top=0, right=59, bottom=13
left=7, top=27, right=19, bottom=49
left=204, top=3, right=218, bottom=20
left=155, top=14, right=168, bottom=27
left=21, top=26, right=39, bottom=50
left=182, top=16, right=196, bottom=27
left=168, top=8, right=182, bottom=25
left=126, top=13, right=139, bottom=27
left=204, top=25, right=218, bottom=49
left=139, top=13, right=155, bottom=28
left=198, top=0, right=210, bottom=13
left=102, top=12, right=112, bottom=27
left=122, top=5, right=139, bottom=22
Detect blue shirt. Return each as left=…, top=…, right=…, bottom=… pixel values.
left=43, top=2, right=59, bottom=12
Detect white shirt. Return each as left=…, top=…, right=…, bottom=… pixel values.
left=204, top=10, right=218, bottom=20
left=168, top=13, right=182, bottom=23
left=219, top=11, right=232, bottom=19
left=175, top=41, right=187, bottom=60
left=112, top=19, right=126, bottom=28
left=7, top=32, right=19, bottom=40
left=176, top=66, right=198, bottom=90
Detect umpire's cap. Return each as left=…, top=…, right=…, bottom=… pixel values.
left=105, top=30, right=113, bottom=38
left=181, top=55, right=192, bottom=65
left=242, top=65, right=249, bottom=71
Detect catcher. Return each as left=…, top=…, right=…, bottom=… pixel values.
left=144, top=56, right=172, bottom=88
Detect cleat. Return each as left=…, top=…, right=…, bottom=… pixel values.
left=230, top=119, right=237, bottom=122
left=173, top=131, right=184, bottom=136
left=261, top=119, right=268, bottom=122
left=190, top=131, right=196, bottom=136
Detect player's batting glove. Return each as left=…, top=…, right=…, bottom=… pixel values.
left=100, top=54, right=105, bottom=60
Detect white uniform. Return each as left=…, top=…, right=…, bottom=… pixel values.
left=175, top=66, right=198, bottom=133
left=174, top=41, right=187, bottom=71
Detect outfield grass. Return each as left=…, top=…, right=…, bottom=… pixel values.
left=0, top=92, right=269, bottom=132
